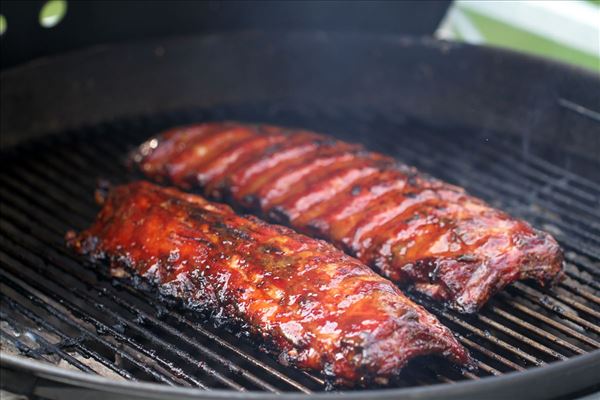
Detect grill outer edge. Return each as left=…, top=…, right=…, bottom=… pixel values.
left=2, top=351, right=600, bottom=400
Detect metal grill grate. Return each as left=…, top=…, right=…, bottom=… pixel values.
left=1, top=105, right=599, bottom=393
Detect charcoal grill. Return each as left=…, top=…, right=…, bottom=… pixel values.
left=1, top=32, right=599, bottom=400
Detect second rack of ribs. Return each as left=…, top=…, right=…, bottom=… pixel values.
left=132, top=122, right=564, bottom=313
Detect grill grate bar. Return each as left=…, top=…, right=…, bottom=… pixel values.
left=564, top=265, right=600, bottom=291
left=1, top=293, right=137, bottom=380
left=497, top=295, right=600, bottom=349
left=469, top=362, right=500, bottom=377
left=565, top=254, right=600, bottom=280
left=30, top=143, right=112, bottom=192
left=475, top=314, right=568, bottom=360
left=461, top=371, right=480, bottom=380
left=50, top=135, right=125, bottom=178
left=552, top=291, right=600, bottom=319
left=564, top=271, right=600, bottom=292
left=26, top=156, right=94, bottom=199
left=559, top=281, right=600, bottom=305
left=418, top=363, right=457, bottom=383
left=455, top=335, right=524, bottom=372
left=511, top=284, right=600, bottom=335
left=426, top=372, right=453, bottom=384
left=420, top=369, right=455, bottom=384
left=486, top=306, right=586, bottom=355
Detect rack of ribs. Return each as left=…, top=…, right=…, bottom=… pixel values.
left=132, top=122, right=564, bottom=313
left=66, top=181, right=472, bottom=386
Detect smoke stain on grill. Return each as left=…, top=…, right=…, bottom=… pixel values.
left=0, top=104, right=599, bottom=392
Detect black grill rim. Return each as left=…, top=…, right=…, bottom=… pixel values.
left=3, top=351, right=600, bottom=400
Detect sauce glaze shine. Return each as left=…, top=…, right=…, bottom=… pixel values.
left=67, top=181, right=471, bottom=386
left=133, top=122, right=564, bottom=313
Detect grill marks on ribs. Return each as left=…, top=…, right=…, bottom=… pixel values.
left=133, top=122, right=564, bottom=313
left=66, top=181, right=471, bottom=386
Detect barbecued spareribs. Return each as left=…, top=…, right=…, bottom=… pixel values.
left=132, top=122, right=564, bottom=313
left=66, top=181, right=471, bottom=386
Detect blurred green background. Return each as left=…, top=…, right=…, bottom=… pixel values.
left=437, top=0, right=600, bottom=73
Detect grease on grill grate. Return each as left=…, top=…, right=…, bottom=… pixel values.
left=1, top=105, right=599, bottom=392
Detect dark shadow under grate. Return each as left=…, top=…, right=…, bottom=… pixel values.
left=1, top=104, right=599, bottom=393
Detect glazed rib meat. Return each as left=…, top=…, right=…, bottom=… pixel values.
left=66, top=181, right=471, bottom=386
left=132, top=122, right=564, bottom=313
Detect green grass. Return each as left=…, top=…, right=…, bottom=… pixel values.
left=39, top=0, right=67, bottom=28
left=0, top=14, right=6, bottom=36
left=458, top=6, right=600, bottom=73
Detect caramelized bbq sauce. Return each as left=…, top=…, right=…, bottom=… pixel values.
left=67, top=181, right=472, bottom=386
left=134, top=122, right=563, bottom=313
